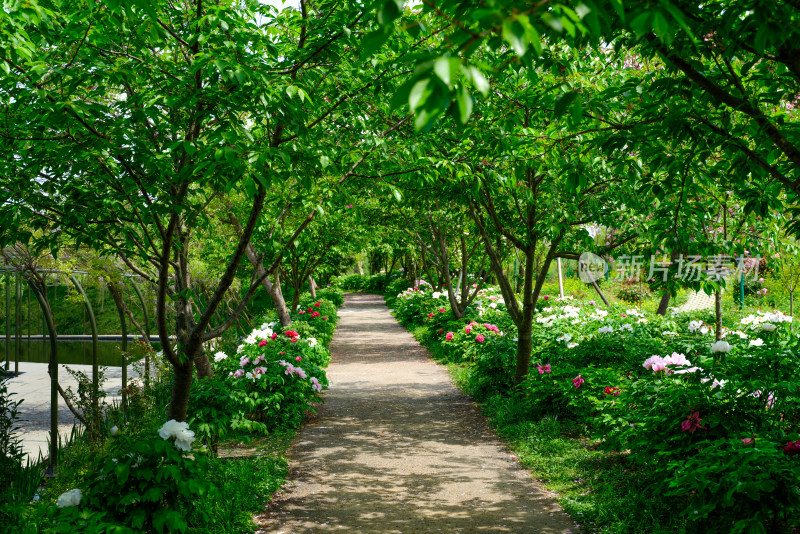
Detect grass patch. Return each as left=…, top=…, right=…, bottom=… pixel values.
left=192, top=430, right=293, bottom=533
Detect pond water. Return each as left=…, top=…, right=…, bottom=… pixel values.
left=0, top=340, right=151, bottom=367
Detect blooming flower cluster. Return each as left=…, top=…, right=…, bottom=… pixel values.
left=740, top=311, right=793, bottom=330
left=642, top=352, right=698, bottom=374
left=536, top=363, right=552, bottom=374
left=279, top=359, right=308, bottom=379
left=158, top=419, right=195, bottom=451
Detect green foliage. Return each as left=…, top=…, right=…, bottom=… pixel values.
left=615, top=283, right=652, bottom=304
left=392, top=280, right=800, bottom=531
left=40, top=428, right=215, bottom=534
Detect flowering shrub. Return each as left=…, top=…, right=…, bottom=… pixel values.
left=388, top=277, right=800, bottom=531
left=41, top=421, right=214, bottom=533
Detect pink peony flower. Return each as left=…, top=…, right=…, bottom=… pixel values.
left=323, top=316, right=328, bottom=320
left=475, top=334, right=485, bottom=343
left=239, top=356, right=250, bottom=367
left=603, top=386, right=620, bottom=396
left=296, top=356, right=302, bottom=362
left=294, top=367, right=307, bottom=379
left=572, top=375, right=584, bottom=388
left=258, top=340, right=268, bottom=347
left=233, top=369, right=244, bottom=379
left=544, top=296, right=549, bottom=300
left=741, top=438, right=755, bottom=445
left=536, top=363, right=552, bottom=374
left=271, top=333, right=278, bottom=340
left=439, top=308, right=446, bottom=313
left=299, top=310, right=306, bottom=314
left=310, top=377, right=322, bottom=392
left=465, top=325, right=472, bottom=334
left=428, top=312, right=434, bottom=318
left=314, top=302, right=321, bottom=307
left=445, top=332, right=454, bottom=341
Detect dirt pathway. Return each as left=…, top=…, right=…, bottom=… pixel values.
left=257, top=293, right=579, bottom=533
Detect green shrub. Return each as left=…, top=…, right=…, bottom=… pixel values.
left=41, top=422, right=214, bottom=533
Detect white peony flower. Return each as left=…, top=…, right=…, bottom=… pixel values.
left=556, top=333, right=572, bottom=343
left=567, top=342, right=579, bottom=348
left=688, top=320, right=703, bottom=333
left=158, top=420, right=195, bottom=452
left=620, top=324, right=633, bottom=332
left=761, top=322, right=777, bottom=332
left=710, top=340, right=732, bottom=353
left=213, top=351, right=228, bottom=362
left=749, top=338, right=764, bottom=347
left=307, top=337, right=318, bottom=347
left=56, top=489, right=82, bottom=508
left=110, top=425, right=119, bottom=436
left=598, top=326, right=614, bottom=334
left=662, top=331, right=677, bottom=337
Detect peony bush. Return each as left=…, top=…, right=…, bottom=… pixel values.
left=384, top=276, right=800, bottom=532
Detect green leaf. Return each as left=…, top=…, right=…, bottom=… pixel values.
left=456, top=85, right=473, bottom=124
left=360, top=29, right=392, bottom=60
left=469, top=67, right=489, bottom=96
left=555, top=91, right=579, bottom=118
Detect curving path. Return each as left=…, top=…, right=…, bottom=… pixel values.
left=256, top=293, right=579, bottom=534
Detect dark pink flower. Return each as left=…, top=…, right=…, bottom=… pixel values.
left=572, top=375, right=584, bottom=388
left=785, top=440, right=800, bottom=456
left=741, top=438, right=755, bottom=445
left=258, top=340, right=268, bottom=347
left=681, top=410, right=706, bottom=433
left=475, top=334, right=485, bottom=343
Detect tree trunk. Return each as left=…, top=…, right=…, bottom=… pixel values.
left=243, top=243, right=292, bottom=327
left=168, top=361, right=193, bottom=421
left=715, top=290, right=723, bottom=341
left=308, top=275, right=317, bottom=299
left=655, top=290, right=671, bottom=316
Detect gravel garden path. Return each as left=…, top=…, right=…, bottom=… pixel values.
left=256, top=293, right=579, bottom=534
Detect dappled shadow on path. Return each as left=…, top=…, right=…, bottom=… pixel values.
left=255, top=293, right=579, bottom=533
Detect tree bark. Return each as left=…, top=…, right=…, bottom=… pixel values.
left=308, top=275, right=317, bottom=298
left=655, top=290, right=671, bottom=316
left=168, top=361, right=193, bottom=421
left=243, top=242, right=292, bottom=326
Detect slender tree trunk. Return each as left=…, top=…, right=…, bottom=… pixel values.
left=242, top=243, right=291, bottom=326
left=308, top=275, right=317, bottom=299
left=715, top=290, right=723, bottom=341
left=656, top=290, right=671, bottom=316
